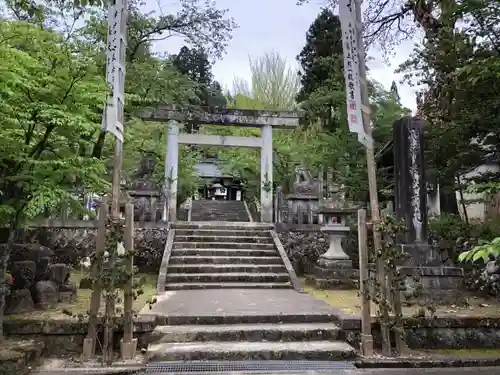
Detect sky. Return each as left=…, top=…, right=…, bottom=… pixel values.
left=150, top=0, right=419, bottom=112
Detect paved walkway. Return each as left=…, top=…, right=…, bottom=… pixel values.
left=139, top=289, right=340, bottom=319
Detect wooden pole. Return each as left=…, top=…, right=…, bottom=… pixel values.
left=104, top=139, right=123, bottom=364
left=82, top=196, right=108, bottom=361
left=120, top=202, right=137, bottom=359
left=354, top=0, right=391, bottom=356
left=358, top=209, right=373, bottom=357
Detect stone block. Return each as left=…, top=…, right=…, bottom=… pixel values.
left=49, top=263, right=72, bottom=285
left=6, top=288, right=34, bottom=314
left=11, top=261, right=37, bottom=289
left=398, top=265, right=464, bottom=303
left=34, top=280, right=59, bottom=308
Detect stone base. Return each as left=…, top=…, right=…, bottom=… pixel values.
left=306, top=275, right=359, bottom=290
left=308, top=258, right=359, bottom=290
left=81, top=337, right=95, bottom=361
left=398, top=265, right=464, bottom=304
left=120, top=338, right=138, bottom=360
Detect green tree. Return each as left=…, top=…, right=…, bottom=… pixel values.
left=296, top=8, right=344, bottom=132
left=397, top=0, right=500, bottom=214
left=231, top=52, right=300, bottom=111
left=0, top=20, right=109, bottom=340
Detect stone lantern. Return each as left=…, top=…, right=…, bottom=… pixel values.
left=309, top=202, right=359, bottom=289
left=210, top=183, right=227, bottom=200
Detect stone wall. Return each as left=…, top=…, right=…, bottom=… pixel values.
left=23, top=227, right=168, bottom=273
left=340, top=316, right=500, bottom=350
left=277, top=229, right=359, bottom=276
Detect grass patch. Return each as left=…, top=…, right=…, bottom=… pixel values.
left=418, top=348, right=500, bottom=358
left=302, top=279, right=500, bottom=317
left=7, top=271, right=157, bottom=321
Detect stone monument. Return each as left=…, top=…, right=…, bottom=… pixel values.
left=128, top=156, right=163, bottom=222
left=3, top=243, right=77, bottom=314
left=286, top=167, right=321, bottom=224
left=393, top=116, right=463, bottom=302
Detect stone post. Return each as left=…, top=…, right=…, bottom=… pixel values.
left=393, top=116, right=428, bottom=245
left=164, top=121, right=179, bottom=222
left=393, top=116, right=463, bottom=302
left=260, top=124, right=273, bottom=222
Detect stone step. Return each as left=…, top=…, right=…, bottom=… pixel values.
left=168, top=256, right=283, bottom=265
left=170, top=248, right=278, bottom=257
left=166, top=272, right=290, bottom=283
left=173, top=222, right=274, bottom=230
left=173, top=224, right=272, bottom=231
left=175, top=229, right=270, bottom=237
left=165, top=282, right=293, bottom=290
left=173, top=242, right=275, bottom=250
left=149, top=323, right=340, bottom=343
left=148, top=340, right=356, bottom=361
left=175, top=235, right=272, bottom=244
left=167, top=264, right=287, bottom=274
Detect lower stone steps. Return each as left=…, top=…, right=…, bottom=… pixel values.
left=167, top=264, right=287, bottom=274
left=175, top=235, right=271, bottom=243
left=175, top=229, right=270, bottom=237
left=168, top=256, right=283, bottom=265
left=165, top=282, right=293, bottom=290
left=170, top=248, right=278, bottom=257
left=148, top=340, right=356, bottom=361
left=149, top=323, right=340, bottom=342
left=166, top=272, right=290, bottom=283
left=173, top=242, right=275, bottom=249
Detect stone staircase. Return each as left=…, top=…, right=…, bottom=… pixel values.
left=147, top=318, right=355, bottom=361
left=190, top=200, right=250, bottom=222
left=166, top=222, right=292, bottom=290
left=147, top=222, right=357, bottom=361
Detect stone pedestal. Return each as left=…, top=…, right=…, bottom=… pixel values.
left=398, top=243, right=464, bottom=303
left=309, top=222, right=358, bottom=289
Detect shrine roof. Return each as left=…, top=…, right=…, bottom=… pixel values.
left=194, top=161, right=239, bottom=179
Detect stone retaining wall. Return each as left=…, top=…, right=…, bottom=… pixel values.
left=4, top=316, right=156, bottom=355
left=5, top=315, right=500, bottom=354
left=340, top=316, right=500, bottom=350
left=24, top=228, right=168, bottom=273
left=24, top=226, right=361, bottom=276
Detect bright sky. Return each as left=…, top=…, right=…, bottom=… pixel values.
left=151, top=0, right=418, bottom=112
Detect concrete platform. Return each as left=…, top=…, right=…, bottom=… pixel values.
left=139, top=289, right=341, bottom=325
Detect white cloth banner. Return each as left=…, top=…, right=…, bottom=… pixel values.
left=102, top=0, right=128, bottom=142
left=339, top=0, right=364, bottom=136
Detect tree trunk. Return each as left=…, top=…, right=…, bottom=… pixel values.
left=0, top=224, right=18, bottom=343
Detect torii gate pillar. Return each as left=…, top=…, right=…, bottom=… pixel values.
left=260, top=124, right=273, bottom=222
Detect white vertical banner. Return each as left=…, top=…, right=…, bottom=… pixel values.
left=102, top=0, right=127, bottom=143
left=339, top=0, right=366, bottom=142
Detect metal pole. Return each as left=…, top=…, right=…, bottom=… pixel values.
left=353, top=0, right=390, bottom=356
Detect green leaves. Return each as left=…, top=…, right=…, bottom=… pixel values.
left=458, top=237, right=500, bottom=263
left=0, top=20, right=108, bottom=226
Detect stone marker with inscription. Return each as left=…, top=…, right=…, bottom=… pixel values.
left=393, top=116, right=463, bottom=302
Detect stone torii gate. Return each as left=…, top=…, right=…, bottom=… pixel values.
left=140, top=106, right=299, bottom=222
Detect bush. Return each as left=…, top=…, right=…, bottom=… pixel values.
left=429, top=214, right=500, bottom=263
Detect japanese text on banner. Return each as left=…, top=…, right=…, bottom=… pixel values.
left=102, top=0, right=127, bottom=143
left=339, top=0, right=364, bottom=135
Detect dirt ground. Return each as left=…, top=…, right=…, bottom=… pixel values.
left=6, top=272, right=157, bottom=321
left=302, top=281, right=500, bottom=317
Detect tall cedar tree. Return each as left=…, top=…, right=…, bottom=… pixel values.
left=173, top=46, right=226, bottom=107
left=296, top=9, right=344, bottom=132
